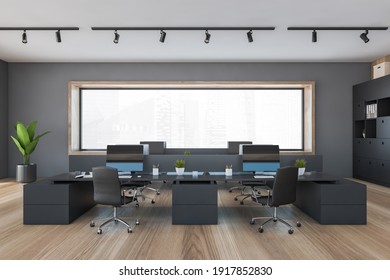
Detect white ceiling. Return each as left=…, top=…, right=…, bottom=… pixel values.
left=1, top=0, right=390, bottom=63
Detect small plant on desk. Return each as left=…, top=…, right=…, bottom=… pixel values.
left=175, top=159, right=186, bottom=175
left=153, top=164, right=159, bottom=175
left=225, top=164, right=233, bottom=176
left=294, top=159, right=306, bottom=176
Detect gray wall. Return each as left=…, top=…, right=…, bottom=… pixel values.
left=7, top=63, right=370, bottom=178
left=0, top=60, right=7, bottom=179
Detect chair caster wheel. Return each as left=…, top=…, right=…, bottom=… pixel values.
left=288, top=229, right=294, bottom=234
left=135, top=219, right=140, bottom=225
left=156, top=190, right=160, bottom=195
left=97, top=229, right=102, bottom=234
left=258, top=227, right=264, bottom=233
left=90, top=221, right=95, bottom=227
left=297, top=221, right=301, bottom=227
left=135, top=203, right=140, bottom=208
left=151, top=199, right=155, bottom=204
left=115, top=219, right=118, bottom=224
left=250, top=220, right=255, bottom=225
left=128, top=228, right=132, bottom=233
left=273, top=218, right=277, bottom=222
left=240, top=201, right=244, bottom=205
left=234, top=197, right=238, bottom=201
left=229, top=189, right=232, bottom=193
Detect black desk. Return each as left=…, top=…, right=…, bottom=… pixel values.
left=23, top=172, right=366, bottom=225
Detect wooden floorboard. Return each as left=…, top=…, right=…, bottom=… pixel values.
left=0, top=178, right=389, bottom=260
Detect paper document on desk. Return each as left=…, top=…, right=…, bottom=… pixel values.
left=119, top=175, right=132, bottom=179
left=167, top=172, right=204, bottom=176
left=83, top=174, right=93, bottom=178
left=254, top=175, right=274, bottom=179
left=209, top=172, right=226, bottom=175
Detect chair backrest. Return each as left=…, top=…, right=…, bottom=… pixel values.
left=92, top=166, right=122, bottom=206
left=270, top=166, right=298, bottom=207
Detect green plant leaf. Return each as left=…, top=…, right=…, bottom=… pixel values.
left=35, top=131, right=50, bottom=141
left=16, top=123, right=30, bottom=149
left=26, top=131, right=50, bottom=155
left=27, top=121, right=37, bottom=141
left=14, top=121, right=23, bottom=131
left=10, top=135, right=26, bottom=156
left=25, top=139, right=39, bottom=155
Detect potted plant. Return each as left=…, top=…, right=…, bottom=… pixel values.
left=174, top=159, right=186, bottom=175
left=225, top=164, right=233, bottom=176
left=10, top=121, right=50, bottom=183
left=294, top=159, right=307, bottom=176
left=152, top=164, right=159, bottom=176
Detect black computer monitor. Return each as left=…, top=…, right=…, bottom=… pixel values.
left=240, top=144, right=280, bottom=173
left=106, top=145, right=146, bottom=172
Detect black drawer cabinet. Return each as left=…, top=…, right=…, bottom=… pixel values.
left=377, top=117, right=390, bottom=138
left=353, top=76, right=390, bottom=187
left=23, top=180, right=95, bottom=224
left=353, top=100, right=365, bottom=120
left=294, top=180, right=366, bottom=224
left=172, top=180, right=218, bottom=224
left=377, top=139, right=390, bottom=161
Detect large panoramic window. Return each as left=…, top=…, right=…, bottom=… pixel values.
left=69, top=82, right=314, bottom=154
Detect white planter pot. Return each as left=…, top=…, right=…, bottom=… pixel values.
left=152, top=168, right=159, bottom=176
left=298, top=167, right=306, bottom=176
left=225, top=168, right=233, bottom=176
left=175, top=167, right=185, bottom=175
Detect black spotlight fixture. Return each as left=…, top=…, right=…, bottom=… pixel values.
left=312, top=30, right=317, bottom=43
left=247, top=30, right=253, bottom=42
left=22, top=30, right=27, bottom=44
left=204, top=30, right=211, bottom=44
left=113, top=30, right=120, bottom=44
left=360, top=30, right=369, bottom=43
left=56, top=30, right=62, bottom=43
left=159, top=30, right=166, bottom=43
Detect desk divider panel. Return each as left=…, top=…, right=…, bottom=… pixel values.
left=70, top=154, right=323, bottom=173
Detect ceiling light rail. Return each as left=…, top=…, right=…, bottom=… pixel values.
left=91, top=27, right=275, bottom=31
left=0, top=27, right=79, bottom=44
left=288, top=27, right=388, bottom=43
left=92, top=27, right=275, bottom=44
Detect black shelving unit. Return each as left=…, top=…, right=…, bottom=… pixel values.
left=353, top=75, right=390, bottom=187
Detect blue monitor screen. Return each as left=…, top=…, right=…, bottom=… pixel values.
left=106, top=162, right=143, bottom=172
left=242, top=162, right=280, bottom=172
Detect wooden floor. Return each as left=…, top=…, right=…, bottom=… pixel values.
left=0, top=178, right=389, bottom=260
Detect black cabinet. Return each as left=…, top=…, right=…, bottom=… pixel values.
left=294, top=179, right=366, bottom=224
left=172, top=180, right=218, bottom=224
left=353, top=75, right=390, bottom=187
left=23, top=180, right=95, bottom=224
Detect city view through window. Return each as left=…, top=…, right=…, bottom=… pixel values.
left=80, top=88, right=303, bottom=150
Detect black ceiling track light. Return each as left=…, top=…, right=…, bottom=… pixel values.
left=204, top=30, right=211, bottom=44
left=113, top=30, right=120, bottom=44
left=360, top=30, right=369, bottom=43
left=288, top=26, right=388, bottom=43
left=0, top=27, right=79, bottom=43
left=91, top=26, right=275, bottom=43
left=159, top=30, right=166, bottom=43
left=22, top=30, right=27, bottom=44
left=56, top=30, right=62, bottom=43
left=312, top=30, right=317, bottom=43
left=247, top=30, right=253, bottom=42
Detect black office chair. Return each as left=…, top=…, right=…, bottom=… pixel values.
left=232, top=181, right=267, bottom=205
left=250, top=166, right=301, bottom=234
left=90, top=166, right=140, bottom=234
